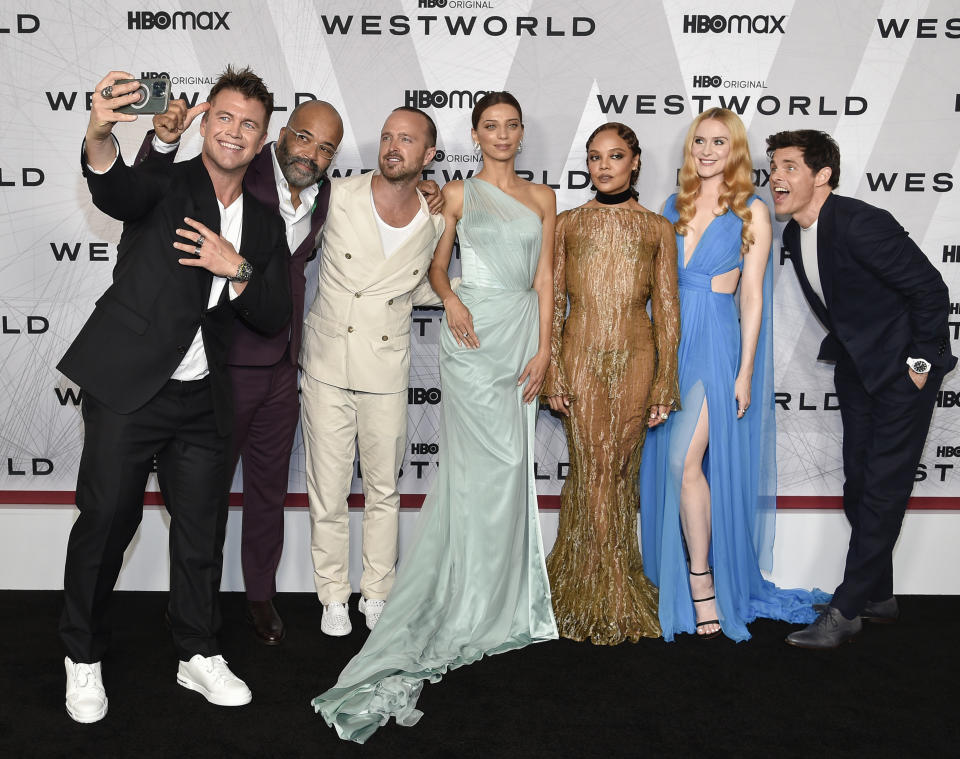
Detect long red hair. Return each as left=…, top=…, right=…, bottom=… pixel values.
left=674, top=108, right=755, bottom=254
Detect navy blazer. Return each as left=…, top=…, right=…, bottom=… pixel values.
left=136, top=134, right=331, bottom=366
left=782, top=192, right=955, bottom=394
left=59, top=148, right=291, bottom=435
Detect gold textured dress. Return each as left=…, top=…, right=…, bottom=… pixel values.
left=543, top=206, right=680, bottom=644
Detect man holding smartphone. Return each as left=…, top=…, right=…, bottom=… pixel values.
left=59, top=66, right=290, bottom=723
left=135, top=96, right=445, bottom=644
left=136, top=96, right=345, bottom=646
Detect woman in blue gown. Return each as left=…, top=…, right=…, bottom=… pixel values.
left=312, top=92, right=558, bottom=742
left=640, top=108, right=828, bottom=642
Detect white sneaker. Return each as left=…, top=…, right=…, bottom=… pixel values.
left=176, top=654, right=252, bottom=706
left=321, top=601, right=352, bottom=636
left=64, top=657, right=108, bottom=723
left=358, top=597, right=386, bottom=630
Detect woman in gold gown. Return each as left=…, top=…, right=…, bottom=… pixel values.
left=543, top=122, right=680, bottom=644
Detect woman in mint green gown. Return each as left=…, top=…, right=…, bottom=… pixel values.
left=312, top=92, right=558, bottom=743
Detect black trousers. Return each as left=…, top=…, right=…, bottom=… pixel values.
left=830, top=354, right=942, bottom=618
left=60, top=377, right=231, bottom=663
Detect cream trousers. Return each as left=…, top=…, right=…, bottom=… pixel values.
left=300, top=373, right=407, bottom=604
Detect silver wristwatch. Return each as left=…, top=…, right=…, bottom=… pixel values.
left=229, top=259, right=253, bottom=282
left=906, top=357, right=930, bottom=374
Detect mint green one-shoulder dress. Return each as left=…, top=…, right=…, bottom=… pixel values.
left=312, top=177, right=558, bottom=743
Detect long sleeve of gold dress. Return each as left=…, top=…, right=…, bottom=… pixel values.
left=544, top=206, right=680, bottom=644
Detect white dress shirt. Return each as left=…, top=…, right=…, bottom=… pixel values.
left=270, top=143, right=319, bottom=255
left=170, top=196, right=243, bottom=380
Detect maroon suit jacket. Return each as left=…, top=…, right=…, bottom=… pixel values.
left=136, top=133, right=331, bottom=366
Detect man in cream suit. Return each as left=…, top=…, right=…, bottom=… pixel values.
left=300, top=107, right=444, bottom=635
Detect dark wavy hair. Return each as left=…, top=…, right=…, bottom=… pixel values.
left=207, top=65, right=274, bottom=127
left=471, top=91, right=523, bottom=129
left=765, top=129, right=840, bottom=188
left=586, top=122, right=642, bottom=199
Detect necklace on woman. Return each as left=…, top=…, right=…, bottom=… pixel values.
left=594, top=188, right=633, bottom=205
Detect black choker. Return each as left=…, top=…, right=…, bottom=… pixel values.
left=595, top=188, right=633, bottom=205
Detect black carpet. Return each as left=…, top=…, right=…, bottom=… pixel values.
left=2, top=591, right=956, bottom=758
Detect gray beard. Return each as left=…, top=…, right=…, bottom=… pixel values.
left=280, top=158, right=320, bottom=188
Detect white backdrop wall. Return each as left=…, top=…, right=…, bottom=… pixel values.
left=1, top=0, right=957, bottom=592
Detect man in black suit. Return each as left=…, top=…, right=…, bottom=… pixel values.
left=59, top=66, right=290, bottom=722
left=134, top=98, right=343, bottom=645
left=767, top=130, right=955, bottom=649
left=132, top=100, right=443, bottom=644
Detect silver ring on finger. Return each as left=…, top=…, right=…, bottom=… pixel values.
left=660, top=412, right=669, bottom=420
left=462, top=331, right=468, bottom=338
left=101, top=85, right=113, bottom=99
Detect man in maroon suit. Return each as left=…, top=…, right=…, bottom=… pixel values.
left=137, top=97, right=343, bottom=644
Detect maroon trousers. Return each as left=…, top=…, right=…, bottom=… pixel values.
left=230, top=358, right=300, bottom=601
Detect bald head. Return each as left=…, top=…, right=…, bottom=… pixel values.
left=288, top=99, right=343, bottom=141
left=276, top=99, right=344, bottom=190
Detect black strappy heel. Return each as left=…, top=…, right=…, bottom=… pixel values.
left=690, top=569, right=721, bottom=640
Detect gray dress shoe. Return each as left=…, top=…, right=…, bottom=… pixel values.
left=812, top=596, right=899, bottom=624
left=786, top=606, right=862, bottom=649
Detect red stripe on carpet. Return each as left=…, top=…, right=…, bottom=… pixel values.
left=1, top=491, right=958, bottom=510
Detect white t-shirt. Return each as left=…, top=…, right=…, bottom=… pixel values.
left=799, top=220, right=826, bottom=309
left=371, top=193, right=428, bottom=259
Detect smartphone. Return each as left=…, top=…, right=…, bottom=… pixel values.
left=114, top=77, right=170, bottom=115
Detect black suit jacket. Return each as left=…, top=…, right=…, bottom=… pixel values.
left=135, top=134, right=331, bottom=366
left=783, top=192, right=955, bottom=394
left=58, top=147, right=291, bottom=435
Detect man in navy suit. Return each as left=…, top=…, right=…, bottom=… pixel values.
left=767, top=130, right=955, bottom=648
left=137, top=98, right=344, bottom=645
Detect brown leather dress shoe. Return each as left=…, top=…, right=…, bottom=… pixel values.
left=247, top=599, right=285, bottom=645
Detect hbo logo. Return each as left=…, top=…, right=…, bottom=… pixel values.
left=693, top=75, right=723, bottom=88
left=408, top=387, right=442, bottom=405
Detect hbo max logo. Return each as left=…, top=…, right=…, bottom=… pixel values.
left=405, top=89, right=488, bottom=109
left=683, top=14, right=786, bottom=34
left=127, top=10, right=230, bottom=30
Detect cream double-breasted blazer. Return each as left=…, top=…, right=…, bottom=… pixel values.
left=300, top=171, right=445, bottom=393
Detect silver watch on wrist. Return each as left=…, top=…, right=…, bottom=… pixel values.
left=228, top=259, right=253, bottom=283
left=906, top=356, right=930, bottom=374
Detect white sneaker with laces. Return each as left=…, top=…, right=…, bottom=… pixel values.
left=176, top=654, right=252, bottom=706
left=65, top=657, right=108, bottom=723
left=358, top=597, right=386, bottom=630
left=321, top=601, right=352, bottom=636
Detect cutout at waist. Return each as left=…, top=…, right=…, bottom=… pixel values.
left=678, top=267, right=740, bottom=294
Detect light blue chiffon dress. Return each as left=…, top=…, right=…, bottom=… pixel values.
left=312, top=177, right=558, bottom=742
left=639, top=194, right=828, bottom=642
